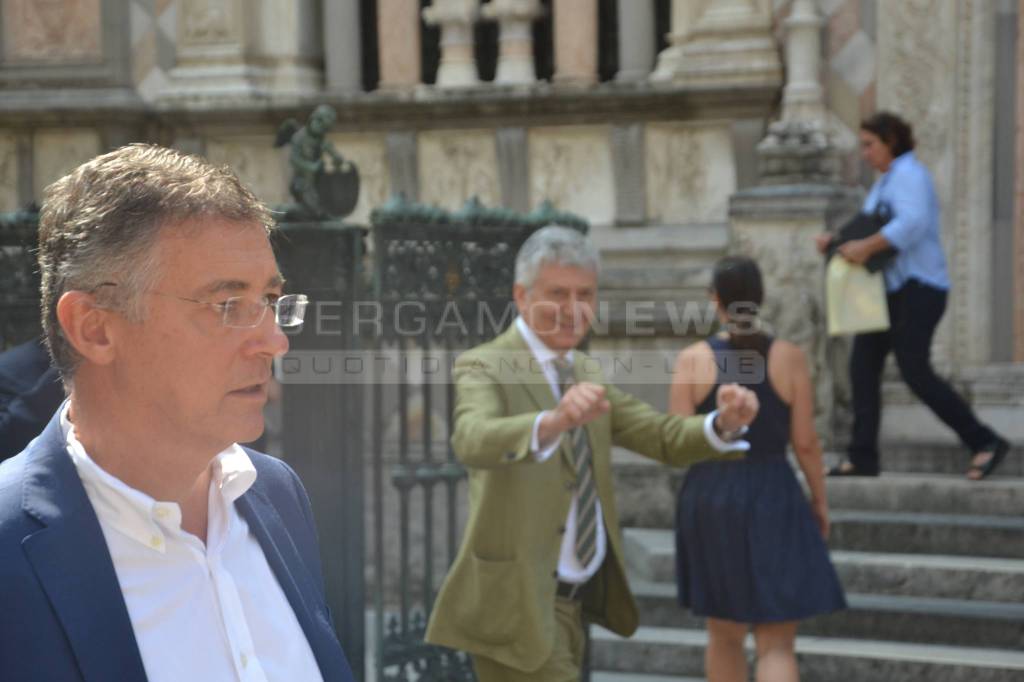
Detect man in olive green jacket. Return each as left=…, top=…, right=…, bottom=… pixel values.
left=425, top=226, right=758, bottom=681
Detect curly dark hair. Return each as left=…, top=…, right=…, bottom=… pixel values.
left=860, top=111, right=916, bottom=157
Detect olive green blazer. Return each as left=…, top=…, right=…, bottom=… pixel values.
left=424, top=325, right=724, bottom=672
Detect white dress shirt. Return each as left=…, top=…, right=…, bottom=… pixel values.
left=515, top=317, right=749, bottom=586
left=60, top=405, right=324, bottom=682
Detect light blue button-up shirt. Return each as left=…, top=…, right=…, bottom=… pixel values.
left=865, top=151, right=950, bottom=292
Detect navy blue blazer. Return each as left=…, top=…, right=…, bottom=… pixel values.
left=0, top=410, right=355, bottom=682
left=0, top=338, right=64, bottom=461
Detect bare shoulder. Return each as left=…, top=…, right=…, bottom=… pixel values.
left=678, top=339, right=713, bottom=361
left=767, top=339, right=808, bottom=404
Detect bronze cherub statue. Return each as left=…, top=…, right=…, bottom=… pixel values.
left=275, top=104, right=360, bottom=221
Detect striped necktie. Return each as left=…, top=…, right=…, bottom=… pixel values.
left=552, top=357, right=599, bottom=568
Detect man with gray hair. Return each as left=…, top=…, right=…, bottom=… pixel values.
left=426, top=225, right=759, bottom=681
left=0, top=144, right=354, bottom=682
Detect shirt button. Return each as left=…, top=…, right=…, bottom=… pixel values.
left=240, top=652, right=248, bottom=669
left=149, top=535, right=163, bottom=549
left=154, top=507, right=169, bottom=519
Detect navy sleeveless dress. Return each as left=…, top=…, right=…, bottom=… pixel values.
left=675, top=335, right=846, bottom=623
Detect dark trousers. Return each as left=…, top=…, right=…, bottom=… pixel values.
left=848, top=279, right=997, bottom=473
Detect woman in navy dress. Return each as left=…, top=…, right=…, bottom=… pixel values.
left=670, top=256, right=845, bottom=682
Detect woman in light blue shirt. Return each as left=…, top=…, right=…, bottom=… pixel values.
left=818, top=112, right=1009, bottom=479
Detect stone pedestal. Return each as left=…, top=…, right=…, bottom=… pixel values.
left=651, top=0, right=781, bottom=88
left=757, top=121, right=839, bottom=186
left=378, top=0, right=422, bottom=90
left=615, top=0, right=656, bottom=82
left=323, top=0, right=363, bottom=93
left=481, top=0, right=544, bottom=85
left=423, top=0, right=481, bottom=88
left=552, top=0, right=598, bottom=87
left=167, top=0, right=322, bottom=100
left=729, top=185, right=861, bottom=448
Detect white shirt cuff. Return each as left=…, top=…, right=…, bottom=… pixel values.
left=703, top=410, right=751, bottom=453
left=531, top=411, right=561, bottom=462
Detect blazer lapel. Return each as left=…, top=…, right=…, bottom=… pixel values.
left=236, top=488, right=342, bottom=678
left=20, top=413, right=148, bottom=682
left=501, top=325, right=558, bottom=413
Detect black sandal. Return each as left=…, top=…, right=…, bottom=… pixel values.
left=826, top=461, right=879, bottom=477
left=966, top=438, right=1010, bottom=481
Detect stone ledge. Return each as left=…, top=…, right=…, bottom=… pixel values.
left=730, top=182, right=862, bottom=220
left=0, top=81, right=779, bottom=129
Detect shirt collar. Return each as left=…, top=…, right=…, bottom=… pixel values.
left=889, top=150, right=915, bottom=171
left=515, top=316, right=574, bottom=368
left=59, top=403, right=257, bottom=551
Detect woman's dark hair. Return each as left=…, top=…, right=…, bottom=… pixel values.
left=861, top=111, right=915, bottom=157
left=711, top=255, right=769, bottom=355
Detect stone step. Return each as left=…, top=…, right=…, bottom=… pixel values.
left=591, top=673, right=702, bottom=682
left=828, top=510, right=1024, bottom=558
left=612, top=452, right=1024, bottom=529
left=859, top=442, right=1024, bottom=477
left=590, top=626, right=1024, bottom=682
left=628, top=580, right=1024, bottom=649
left=824, top=472, right=1024, bottom=516
left=622, top=527, right=1024, bottom=601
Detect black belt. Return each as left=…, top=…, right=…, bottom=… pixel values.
left=556, top=580, right=584, bottom=600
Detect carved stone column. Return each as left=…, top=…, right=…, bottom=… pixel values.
left=651, top=0, right=781, bottom=88
left=781, top=0, right=824, bottom=123
left=423, top=0, right=481, bottom=88
left=168, top=0, right=322, bottom=100
left=552, top=0, right=598, bottom=86
left=324, top=0, right=363, bottom=93
left=615, top=0, right=656, bottom=82
left=377, top=0, right=422, bottom=90
left=1016, top=0, right=1024, bottom=361
left=481, top=0, right=544, bottom=85
left=756, top=0, right=837, bottom=185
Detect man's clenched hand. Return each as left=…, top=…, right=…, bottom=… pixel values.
left=538, top=382, right=611, bottom=445
left=715, top=383, right=759, bottom=434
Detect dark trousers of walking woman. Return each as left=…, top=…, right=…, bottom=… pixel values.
left=848, top=279, right=999, bottom=473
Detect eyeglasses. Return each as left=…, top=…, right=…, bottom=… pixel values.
left=167, top=292, right=308, bottom=328
left=92, top=283, right=308, bottom=328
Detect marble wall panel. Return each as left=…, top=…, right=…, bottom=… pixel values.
left=2, top=0, right=103, bottom=63
left=32, top=129, right=101, bottom=197
left=418, top=129, right=500, bottom=212
left=205, top=135, right=289, bottom=206
left=645, top=123, right=735, bottom=224
left=327, top=132, right=390, bottom=226
left=528, top=125, right=614, bottom=226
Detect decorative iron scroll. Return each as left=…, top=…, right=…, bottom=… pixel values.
left=0, top=206, right=42, bottom=349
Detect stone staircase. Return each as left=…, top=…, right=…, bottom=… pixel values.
left=596, top=449, right=1024, bottom=681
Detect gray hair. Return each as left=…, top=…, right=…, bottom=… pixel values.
left=38, top=143, right=274, bottom=382
left=514, top=225, right=600, bottom=289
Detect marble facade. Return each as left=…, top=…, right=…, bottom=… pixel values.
left=418, top=129, right=500, bottom=211
left=1, top=0, right=103, bottom=63
left=0, top=0, right=1017, bottom=370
